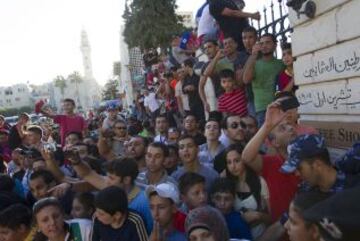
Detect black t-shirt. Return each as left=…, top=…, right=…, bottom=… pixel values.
left=91, top=210, right=148, bottom=241
left=182, top=73, right=202, bottom=105
left=209, top=0, right=249, bottom=51
left=8, top=125, right=22, bottom=150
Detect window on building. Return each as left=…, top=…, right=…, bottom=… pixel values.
left=5, top=89, right=13, bottom=95
left=15, top=97, right=20, bottom=101
left=6, top=99, right=11, bottom=103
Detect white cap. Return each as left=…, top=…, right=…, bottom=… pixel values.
left=146, top=182, right=180, bottom=204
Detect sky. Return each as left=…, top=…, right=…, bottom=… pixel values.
left=0, top=0, right=273, bottom=87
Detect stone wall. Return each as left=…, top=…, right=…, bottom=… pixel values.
left=289, top=0, right=360, bottom=150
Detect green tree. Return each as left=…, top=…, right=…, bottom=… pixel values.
left=101, top=79, right=118, bottom=101
left=54, top=75, right=67, bottom=99
left=123, top=0, right=184, bottom=50
left=67, top=71, right=83, bottom=108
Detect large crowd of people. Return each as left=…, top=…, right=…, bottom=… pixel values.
left=0, top=0, right=359, bottom=241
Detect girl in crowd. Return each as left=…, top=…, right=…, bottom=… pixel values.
left=33, top=197, right=92, bottom=241
left=223, top=143, right=271, bottom=239
left=71, top=192, right=95, bottom=220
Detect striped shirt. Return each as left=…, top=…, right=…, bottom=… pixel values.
left=91, top=210, right=148, bottom=241
left=218, top=88, right=248, bottom=117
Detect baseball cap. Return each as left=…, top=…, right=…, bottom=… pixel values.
left=281, top=134, right=327, bottom=173
left=145, top=182, right=180, bottom=204
left=335, top=142, right=360, bottom=175
left=303, top=187, right=360, bottom=241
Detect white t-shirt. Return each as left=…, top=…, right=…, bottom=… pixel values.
left=143, top=92, right=160, bottom=112
left=197, top=4, right=217, bottom=37
left=175, top=81, right=190, bottom=111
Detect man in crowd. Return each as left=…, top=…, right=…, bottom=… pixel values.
left=209, top=0, right=260, bottom=50
left=41, top=98, right=87, bottom=146
left=153, top=114, right=169, bottom=144
left=8, top=113, right=29, bottom=150
left=172, top=135, right=218, bottom=191
left=243, top=34, right=285, bottom=126
left=182, top=59, right=205, bottom=121
left=136, top=142, right=177, bottom=190
left=146, top=183, right=187, bottom=241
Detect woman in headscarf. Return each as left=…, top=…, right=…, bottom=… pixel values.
left=185, top=205, right=230, bottom=241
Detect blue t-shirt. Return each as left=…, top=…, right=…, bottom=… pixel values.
left=224, top=211, right=252, bottom=240
left=167, top=229, right=187, bottom=241
left=129, top=189, right=153, bottom=233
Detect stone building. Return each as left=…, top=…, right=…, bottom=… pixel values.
left=290, top=0, right=360, bottom=153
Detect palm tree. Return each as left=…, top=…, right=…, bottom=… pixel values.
left=67, top=71, right=83, bottom=108
left=54, top=75, right=67, bottom=99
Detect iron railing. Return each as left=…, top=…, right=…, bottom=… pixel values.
left=250, top=0, right=292, bottom=56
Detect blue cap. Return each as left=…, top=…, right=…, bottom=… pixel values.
left=281, top=134, right=326, bottom=173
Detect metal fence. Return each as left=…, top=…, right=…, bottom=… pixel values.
left=250, top=0, right=292, bottom=56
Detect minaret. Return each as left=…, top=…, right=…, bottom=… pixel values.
left=80, top=29, right=94, bottom=80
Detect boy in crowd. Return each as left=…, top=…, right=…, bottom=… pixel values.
left=41, top=98, right=87, bottom=146
left=28, top=169, right=74, bottom=214
left=276, top=43, right=296, bottom=93
left=92, top=186, right=148, bottom=241
left=210, top=178, right=252, bottom=240
left=0, top=204, right=34, bottom=241
left=136, top=142, right=177, bottom=190
left=153, top=114, right=169, bottom=144
left=178, top=172, right=207, bottom=214
left=171, top=135, right=218, bottom=191
left=218, top=69, right=248, bottom=116
left=66, top=156, right=153, bottom=232
left=146, top=183, right=186, bottom=241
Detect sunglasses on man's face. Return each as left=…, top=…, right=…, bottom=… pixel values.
left=115, top=126, right=127, bottom=130
left=229, top=121, right=247, bottom=129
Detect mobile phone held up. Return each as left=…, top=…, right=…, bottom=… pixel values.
left=280, top=96, right=300, bottom=112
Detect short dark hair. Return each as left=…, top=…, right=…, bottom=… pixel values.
left=94, top=186, right=128, bottom=215
left=261, top=33, right=277, bottom=43
left=221, top=114, right=241, bottom=129
left=74, top=192, right=95, bottom=214
left=210, top=177, right=236, bottom=197
left=133, top=135, right=150, bottom=148
left=63, top=98, right=76, bottom=106
left=29, top=169, right=56, bottom=185
left=0, top=174, right=15, bottom=192
left=281, top=42, right=292, bottom=51
left=105, top=158, right=139, bottom=183
left=243, top=26, right=258, bottom=36
left=0, top=204, right=32, bottom=230
left=219, top=69, right=235, bottom=80
left=66, top=131, right=83, bottom=140
left=179, top=172, right=205, bottom=195
left=183, top=58, right=195, bottom=68
left=149, top=142, right=169, bottom=157
left=184, top=112, right=198, bottom=122
left=27, top=125, right=43, bottom=137
left=155, top=114, right=168, bottom=122
left=292, top=191, right=332, bottom=227
left=203, top=38, right=218, bottom=46
left=178, top=134, right=197, bottom=145
left=303, top=149, right=331, bottom=166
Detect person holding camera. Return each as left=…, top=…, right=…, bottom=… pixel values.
left=98, top=120, right=128, bottom=161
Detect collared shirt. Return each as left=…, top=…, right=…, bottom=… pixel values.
left=154, top=134, right=167, bottom=144
left=198, top=142, right=225, bottom=168
left=136, top=170, right=177, bottom=190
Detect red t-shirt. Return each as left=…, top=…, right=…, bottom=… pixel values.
left=261, top=155, right=300, bottom=222
left=54, top=114, right=87, bottom=146
left=173, top=210, right=186, bottom=233
left=218, top=88, right=247, bottom=117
